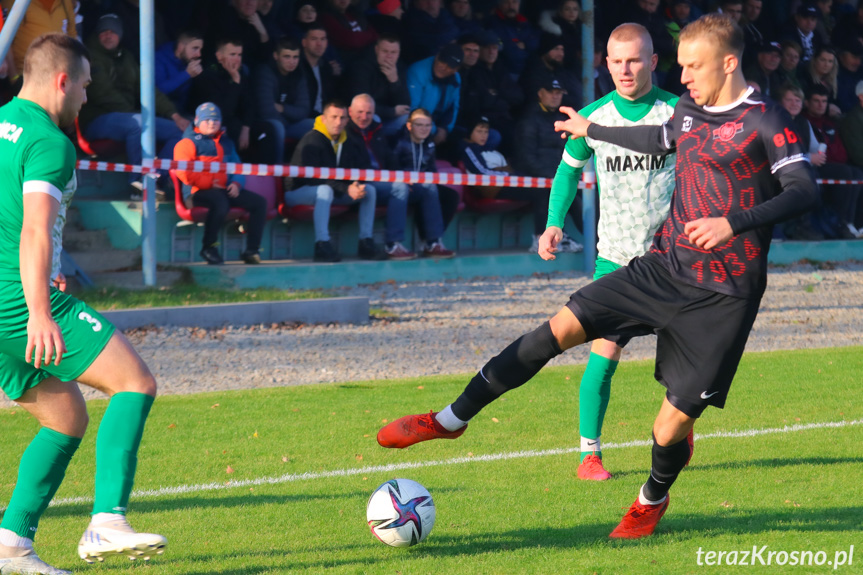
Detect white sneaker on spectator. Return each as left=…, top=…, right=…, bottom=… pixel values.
left=846, top=222, right=863, bottom=239
left=529, top=234, right=540, bottom=253
left=78, top=516, right=166, bottom=564
left=557, top=233, right=584, bottom=253
left=0, top=544, right=70, bottom=575
left=421, top=240, right=455, bottom=258
left=385, top=241, right=417, bottom=260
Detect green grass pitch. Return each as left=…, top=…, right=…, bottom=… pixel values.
left=1, top=347, right=861, bottom=574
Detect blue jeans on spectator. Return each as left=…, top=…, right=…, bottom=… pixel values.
left=374, top=182, right=410, bottom=243
left=85, top=112, right=182, bottom=181
left=285, top=183, right=377, bottom=242
left=410, top=183, right=445, bottom=242
left=264, top=117, right=315, bottom=163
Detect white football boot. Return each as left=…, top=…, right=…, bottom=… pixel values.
left=77, top=517, right=166, bottom=563
left=0, top=544, right=70, bottom=575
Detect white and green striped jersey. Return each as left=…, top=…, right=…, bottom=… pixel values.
left=548, top=86, right=678, bottom=266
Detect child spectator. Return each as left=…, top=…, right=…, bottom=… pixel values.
left=392, top=108, right=457, bottom=257
left=460, top=115, right=582, bottom=253
left=174, top=103, right=268, bottom=264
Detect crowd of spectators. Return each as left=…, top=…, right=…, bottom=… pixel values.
left=1, top=0, right=863, bottom=257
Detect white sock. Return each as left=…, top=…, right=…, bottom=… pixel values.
left=91, top=512, right=127, bottom=526
left=0, top=528, right=33, bottom=550
left=435, top=405, right=468, bottom=432
left=580, top=436, right=601, bottom=454
left=638, top=484, right=667, bottom=506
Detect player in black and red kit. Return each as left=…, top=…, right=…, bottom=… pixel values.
left=376, top=14, right=818, bottom=539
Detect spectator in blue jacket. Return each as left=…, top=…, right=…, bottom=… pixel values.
left=407, top=43, right=463, bottom=145
left=486, top=0, right=540, bottom=78
left=253, top=37, right=314, bottom=163
left=155, top=30, right=204, bottom=116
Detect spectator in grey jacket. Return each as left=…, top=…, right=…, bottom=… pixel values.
left=254, top=37, right=314, bottom=163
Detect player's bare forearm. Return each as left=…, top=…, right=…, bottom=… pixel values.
left=683, top=217, right=734, bottom=250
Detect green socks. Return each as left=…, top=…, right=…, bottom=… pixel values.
left=1, top=428, right=81, bottom=539
left=578, top=352, right=618, bottom=462
left=92, top=392, right=154, bottom=515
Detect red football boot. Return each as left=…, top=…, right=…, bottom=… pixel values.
left=577, top=453, right=613, bottom=481
left=377, top=411, right=467, bottom=448
left=609, top=494, right=670, bottom=539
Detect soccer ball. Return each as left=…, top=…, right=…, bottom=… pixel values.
left=366, top=478, right=436, bottom=547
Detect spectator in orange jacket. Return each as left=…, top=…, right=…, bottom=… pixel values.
left=174, top=103, right=267, bottom=264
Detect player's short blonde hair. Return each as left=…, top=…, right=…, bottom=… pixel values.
left=608, top=23, right=654, bottom=56
left=679, top=13, right=744, bottom=58
left=23, top=33, right=90, bottom=86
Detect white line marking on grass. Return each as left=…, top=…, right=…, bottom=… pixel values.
left=44, top=418, right=863, bottom=508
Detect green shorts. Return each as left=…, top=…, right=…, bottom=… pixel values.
left=0, top=281, right=115, bottom=400
left=593, top=256, right=622, bottom=281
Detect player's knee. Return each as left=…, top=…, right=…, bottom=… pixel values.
left=549, top=307, right=586, bottom=350
left=132, top=370, right=158, bottom=397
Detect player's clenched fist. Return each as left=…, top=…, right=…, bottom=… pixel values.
left=538, top=227, right=564, bottom=261
left=683, top=217, right=734, bottom=250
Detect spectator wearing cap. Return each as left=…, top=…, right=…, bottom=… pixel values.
left=320, top=0, right=379, bottom=68
left=486, top=0, right=540, bottom=78
left=80, top=13, right=187, bottom=192
left=348, top=35, right=412, bottom=137
left=513, top=78, right=570, bottom=183
left=448, top=0, right=483, bottom=36
left=407, top=43, right=463, bottom=145
left=836, top=40, right=863, bottom=113
left=520, top=33, right=582, bottom=111
left=369, top=0, right=405, bottom=39
left=345, top=93, right=416, bottom=260
left=781, top=4, right=823, bottom=63
left=155, top=30, right=205, bottom=116
left=457, top=31, right=522, bottom=151
left=253, top=37, right=314, bottom=163
left=744, top=42, right=783, bottom=101
left=404, top=0, right=461, bottom=62
left=173, top=103, right=268, bottom=265
left=839, top=80, right=863, bottom=170
left=538, top=0, right=583, bottom=71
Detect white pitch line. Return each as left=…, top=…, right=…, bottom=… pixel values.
left=41, top=418, right=863, bottom=509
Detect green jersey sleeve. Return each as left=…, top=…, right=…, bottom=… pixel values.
left=22, top=136, right=75, bottom=203
left=547, top=133, right=593, bottom=229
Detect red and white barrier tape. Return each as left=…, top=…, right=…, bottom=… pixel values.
left=74, top=159, right=863, bottom=188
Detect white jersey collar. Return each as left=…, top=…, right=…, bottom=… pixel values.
left=702, top=86, right=756, bottom=113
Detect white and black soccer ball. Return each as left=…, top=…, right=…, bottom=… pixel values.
left=366, top=478, right=436, bottom=547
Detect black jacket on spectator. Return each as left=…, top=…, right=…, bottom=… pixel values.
left=286, top=124, right=370, bottom=196
left=346, top=119, right=396, bottom=170
left=458, top=61, right=524, bottom=132
left=348, top=54, right=411, bottom=123
left=393, top=135, right=437, bottom=174
left=513, top=102, right=567, bottom=178
left=301, top=55, right=337, bottom=115
left=205, top=3, right=272, bottom=66
left=403, top=7, right=461, bottom=63
left=253, top=59, right=311, bottom=124
left=188, top=63, right=255, bottom=145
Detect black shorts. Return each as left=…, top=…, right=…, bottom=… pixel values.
left=566, top=254, right=761, bottom=417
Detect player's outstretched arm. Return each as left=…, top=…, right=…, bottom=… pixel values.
left=555, top=106, right=592, bottom=139
left=21, top=193, right=66, bottom=368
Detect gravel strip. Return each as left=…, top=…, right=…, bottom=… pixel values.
left=2, top=261, right=862, bottom=407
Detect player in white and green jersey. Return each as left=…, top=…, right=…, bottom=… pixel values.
left=0, top=35, right=166, bottom=575
left=540, top=23, right=678, bottom=481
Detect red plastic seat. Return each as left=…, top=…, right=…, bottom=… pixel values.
left=456, top=161, right=529, bottom=214
left=241, top=175, right=281, bottom=221
left=74, top=117, right=125, bottom=159
left=169, top=169, right=249, bottom=224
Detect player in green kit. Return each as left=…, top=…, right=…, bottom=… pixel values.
left=538, top=23, right=681, bottom=480
left=0, top=34, right=166, bottom=575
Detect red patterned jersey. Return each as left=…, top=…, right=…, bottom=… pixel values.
left=649, top=88, right=810, bottom=298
